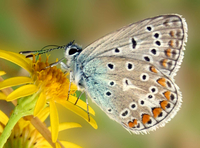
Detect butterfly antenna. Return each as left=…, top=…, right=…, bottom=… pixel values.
left=19, top=40, right=75, bottom=58
left=19, top=45, right=64, bottom=56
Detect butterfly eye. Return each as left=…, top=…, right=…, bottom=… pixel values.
left=69, top=48, right=78, bottom=55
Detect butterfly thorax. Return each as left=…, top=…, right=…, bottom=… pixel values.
left=64, top=44, right=87, bottom=89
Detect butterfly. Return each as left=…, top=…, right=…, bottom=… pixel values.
left=20, top=14, right=187, bottom=134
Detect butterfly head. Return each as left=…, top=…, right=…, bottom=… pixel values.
left=64, top=41, right=82, bottom=60
left=64, top=41, right=82, bottom=73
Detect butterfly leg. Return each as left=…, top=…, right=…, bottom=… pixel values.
left=67, top=70, right=73, bottom=100
left=60, top=62, right=70, bottom=75
left=60, top=61, right=72, bottom=100
left=74, top=91, right=90, bottom=122
left=74, top=91, right=85, bottom=104
left=60, top=61, right=69, bottom=71
left=45, top=57, right=65, bottom=69
left=86, top=94, right=90, bottom=122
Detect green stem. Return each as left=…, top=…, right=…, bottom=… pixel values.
left=0, top=110, right=23, bottom=148
left=0, top=93, right=38, bottom=148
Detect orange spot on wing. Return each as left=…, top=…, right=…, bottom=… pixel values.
left=160, top=100, right=168, bottom=110
left=152, top=108, right=162, bottom=118
left=150, top=66, right=158, bottom=73
left=170, top=31, right=175, bottom=37
left=166, top=48, right=171, bottom=57
left=128, top=119, right=137, bottom=128
left=162, top=59, right=168, bottom=68
left=164, top=91, right=171, bottom=100
left=169, top=40, right=174, bottom=47
left=157, top=78, right=166, bottom=87
left=142, top=114, right=151, bottom=124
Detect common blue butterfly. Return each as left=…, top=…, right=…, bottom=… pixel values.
left=20, top=14, right=188, bottom=134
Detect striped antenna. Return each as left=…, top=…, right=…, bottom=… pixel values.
left=19, top=40, right=75, bottom=58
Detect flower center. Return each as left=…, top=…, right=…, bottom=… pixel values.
left=32, top=56, right=76, bottom=102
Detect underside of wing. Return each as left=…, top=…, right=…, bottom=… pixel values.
left=83, top=56, right=182, bottom=134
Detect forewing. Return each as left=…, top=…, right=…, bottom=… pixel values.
left=78, top=14, right=187, bottom=78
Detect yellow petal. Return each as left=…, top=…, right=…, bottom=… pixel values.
left=61, top=141, right=82, bottom=148
left=0, top=110, right=9, bottom=125
left=0, top=71, right=6, bottom=76
left=57, top=100, right=98, bottom=129
left=0, top=77, right=33, bottom=90
left=0, top=50, right=32, bottom=73
left=36, top=107, right=50, bottom=122
left=48, top=122, right=82, bottom=132
left=34, top=92, right=46, bottom=116
left=0, top=92, right=6, bottom=100
left=58, top=122, right=82, bottom=131
left=9, top=51, right=31, bottom=65
left=50, top=100, right=59, bottom=143
left=68, top=95, right=95, bottom=116
left=56, top=142, right=61, bottom=148
left=7, top=84, right=38, bottom=101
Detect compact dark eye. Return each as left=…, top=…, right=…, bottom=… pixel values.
left=69, top=48, right=78, bottom=55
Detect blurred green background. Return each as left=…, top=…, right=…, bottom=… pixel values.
left=0, top=0, right=200, bottom=148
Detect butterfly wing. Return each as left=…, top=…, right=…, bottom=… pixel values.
left=83, top=56, right=182, bottom=133
left=77, top=14, right=187, bottom=133
left=78, top=14, right=187, bottom=78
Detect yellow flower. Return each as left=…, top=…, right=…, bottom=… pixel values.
left=0, top=50, right=97, bottom=144
left=0, top=108, right=82, bottom=148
